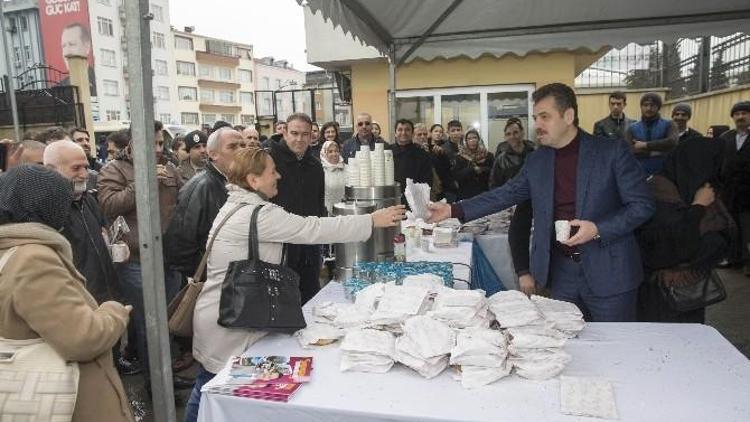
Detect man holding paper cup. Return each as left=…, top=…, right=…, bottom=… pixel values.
left=429, top=83, right=654, bottom=322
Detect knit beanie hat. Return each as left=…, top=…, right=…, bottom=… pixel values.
left=730, top=101, right=750, bottom=116
left=672, top=103, right=692, bottom=118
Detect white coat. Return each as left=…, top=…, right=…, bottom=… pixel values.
left=193, top=185, right=373, bottom=373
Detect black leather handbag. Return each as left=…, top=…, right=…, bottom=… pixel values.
left=658, top=268, right=727, bottom=313
left=218, top=204, right=307, bottom=333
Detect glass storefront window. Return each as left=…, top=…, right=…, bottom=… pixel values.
left=396, top=96, right=434, bottom=126
left=487, top=91, right=530, bottom=154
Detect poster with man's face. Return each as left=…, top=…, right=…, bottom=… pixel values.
left=39, top=0, right=96, bottom=96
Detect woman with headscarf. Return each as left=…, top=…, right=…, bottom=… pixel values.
left=452, top=128, right=494, bottom=200
left=636, top=136, right=736, bottom=323
left=0, top=165, right=134, bottom=422
left=320, top=140, right=346, bottom=215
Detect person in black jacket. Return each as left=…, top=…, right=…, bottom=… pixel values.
left=391, top=119, right=434, bottom=202
left=490, top=118, right=536, bottom=188
left=44, top=140, right=120, bottom=304
left=427, top=123, right=458, bottom=202
left=164, top=127, right=245, bottom=277
left=671, top=103, right=702, bottom=144
left=452, top=129, right=493, bottom=200
left=269, top=113, right=327, bottom=304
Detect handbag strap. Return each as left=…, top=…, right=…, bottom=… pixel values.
left=247, top=204, right=265, bottom=260
left=192, top=202, right=248, bottom=282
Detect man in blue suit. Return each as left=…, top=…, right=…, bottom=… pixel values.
left=429, top=83, right=655, bottom=321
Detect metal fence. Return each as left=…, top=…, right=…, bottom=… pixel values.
left=575, top=32, right=750, bottom=99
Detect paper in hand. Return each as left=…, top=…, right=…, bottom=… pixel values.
left=404, top=178, right=431, bottom=220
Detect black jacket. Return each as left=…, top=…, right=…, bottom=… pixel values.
left=678, top=127, right=702, bottom=144
left=270, top=140, right=326, bottom=266
left=593, top=114, right=634, bottom=140
left=490, top=140, right=536, bottom=188
left=452, top=153, right=493, bottom=200
left=62, top=192, right=120, bottom=304
left=427, top=142, right=458, bottom=203
left=164, top=161, right=228, bottom=275
left=392, top=142, right=434, bottom=201
left=719, top=129, right=750, bottom=212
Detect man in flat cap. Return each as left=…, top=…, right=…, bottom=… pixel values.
left=178, top=130, right=208, bottom=182
left=719, top=100, right=750, bottom=275
left=624, top=92, right=678, bottom=176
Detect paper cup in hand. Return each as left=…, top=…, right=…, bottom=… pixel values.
left=110, top=242, right=130, bottom=263
left=554, top=220, right=571, bottom=242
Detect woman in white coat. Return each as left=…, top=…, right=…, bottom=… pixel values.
left=321, top=140, right=346, bottom=215
left=186, top=147, right=405, bottom=421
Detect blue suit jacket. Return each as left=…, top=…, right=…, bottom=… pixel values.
left=460, top=131, right=655, bottom=296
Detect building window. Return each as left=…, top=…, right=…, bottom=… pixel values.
left=200, top=88, right=215, bottom=103
left=240, top=91, right=254, bottom=105
left=106, top=110, right=121, bottom=121
left=154, top=59, right=168, bottom=76
left=217, top=67, right=232, bottom=81
left=221, top=114, right=235, bottom=124
left=12, top=47, right=20, bottom=63
left=202, top=113, right=216, bottom=125
left=100, top=49, right=116, bottom=67
left=199, top=64, right=212, bottom=79
left=262, top=77, right=270, bottom=90
left=151, top=4, right=164, bottom=22
left=181, top=112, right=199, bottom=125
left=219, top=90, right=235, bottom=104
left=276, top=79, right=282, bottom=89
left=176, top=61, right=196, bottom=76
left=175, top=35, right=193, bottom=50
left=103, top=79, right=119, bottom=96
left=178, top=86, right=197, bottom=101
left=239, top=69, right=253, bottom=84
left=152, top=32, right=166, bottom=49
left=97, top=17, right=114, bottom=37
left=19, top=16, right=28, bottom=31
left=24, top=45, right=32, bottom=61
left=97, top=0, right=111, bottom=5
left=241, top=114, right=255, bottom=125
left=159, top=113, right=171, bottom=124
left=157, top=86, right=170, bottom=101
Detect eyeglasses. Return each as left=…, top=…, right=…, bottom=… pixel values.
left=357, top=121, right=372, bottom=126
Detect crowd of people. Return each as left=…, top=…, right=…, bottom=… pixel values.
left=0, top=82, right=748, bottom=421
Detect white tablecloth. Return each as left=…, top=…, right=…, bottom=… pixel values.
left=198, top=283, right=750, bottom=422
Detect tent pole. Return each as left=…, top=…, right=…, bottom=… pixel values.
left=124, top=1, right=176, bottom=421
left=388, top=45, right=396, bottom=135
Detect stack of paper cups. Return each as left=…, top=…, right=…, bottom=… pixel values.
left=356, top=150, right=371, bottom=187
left=346, top=160, right=360, bottom=187
left=371, top=144, right=386, bottom=186
left=384, top=150, right=395, bottom=186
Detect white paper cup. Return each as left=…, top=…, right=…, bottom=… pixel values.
left=110, top=242, right=130, bottom=263
left=554, top=220, right=571, bottom=242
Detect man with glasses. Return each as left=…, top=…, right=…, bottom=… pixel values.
left=342, top=112, right=388, bottom=163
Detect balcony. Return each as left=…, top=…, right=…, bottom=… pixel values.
left=196, top=78, right=240, bottom=90
left=196, top=50, right=239, bottom=66
left=198, top=102, right=241, bottom=113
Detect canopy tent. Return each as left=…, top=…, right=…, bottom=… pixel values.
left=299, top=0, right=750, bottom=126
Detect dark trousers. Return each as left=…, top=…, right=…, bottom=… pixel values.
left=117, top=261, right=182, bottom=381
left=184, top=365, right=216, bottom=422
left=548, top=249, right=638, bottom=322
left=287, top=244, right=322, bottom=305
left=732, top=211, right=750, bottom=264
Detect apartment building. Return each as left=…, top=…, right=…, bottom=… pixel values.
left=254, top=56, right=306, bottom=121
left=91, top=0, right=174, bottom=123
left=0, top=0, right=44, bottom=86
left=172, top=27, right=256, bottom=131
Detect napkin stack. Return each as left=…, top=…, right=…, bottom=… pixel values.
left=428, top=288, right=490, bottom=329
left=487, top=290, right=544, bottom=328
left=340, top=328, right=396, bottom=373
left=450, top=327, right=511, bottom=388
left=531, top=295, right=586, bottom=338
left=394, top=316, right=455, bottom=379
left=368, top=284, right=432, bottom=330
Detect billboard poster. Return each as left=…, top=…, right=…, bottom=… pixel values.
left=38, top=0, right=97, bottom=96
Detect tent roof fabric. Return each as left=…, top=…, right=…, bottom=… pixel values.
left=300, top=0, right=750, bottom=63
